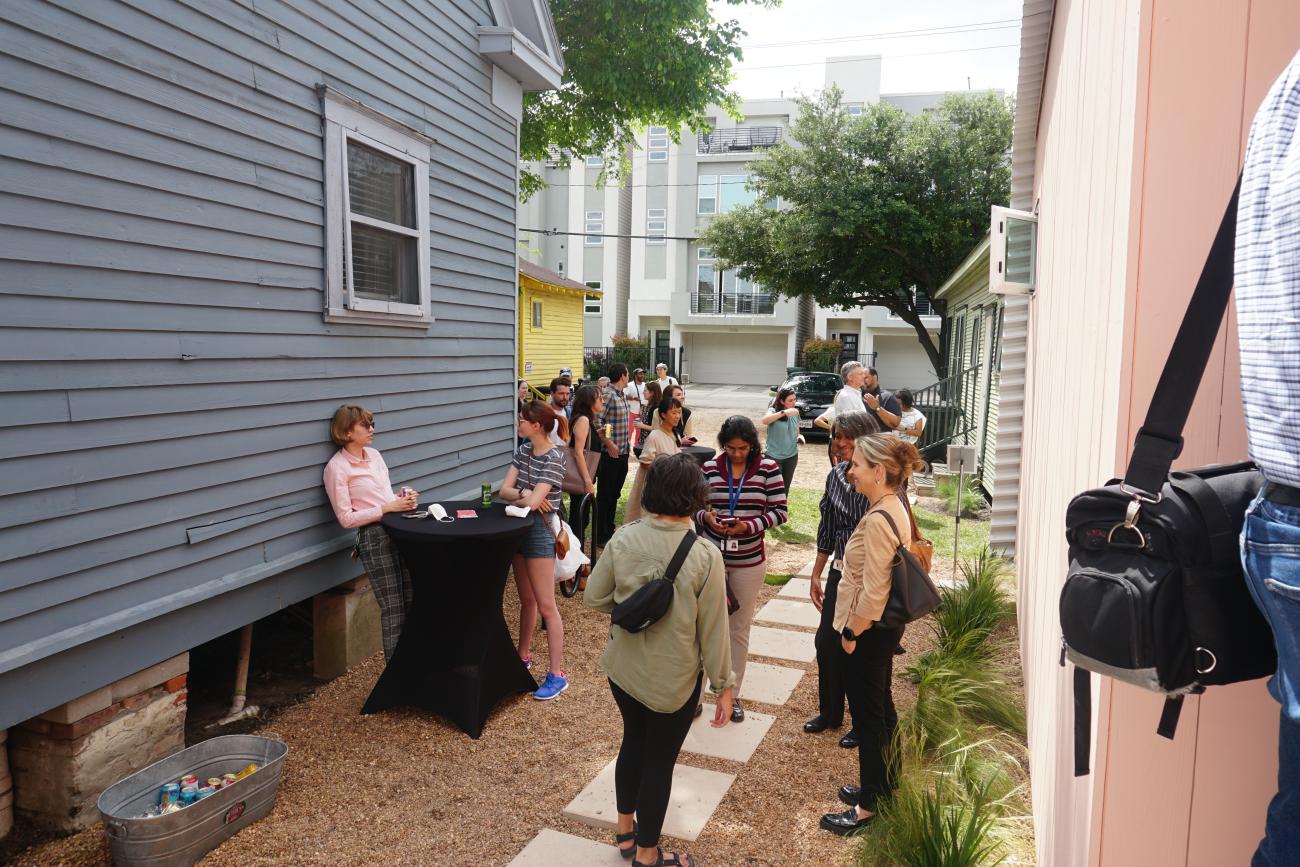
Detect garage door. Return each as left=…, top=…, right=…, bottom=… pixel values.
left=687, top=333, right=788, bottom=386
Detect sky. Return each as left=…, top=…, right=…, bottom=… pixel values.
left=710, top=0, right=1023, bottom=100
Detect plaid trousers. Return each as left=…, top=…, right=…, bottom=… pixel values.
left=355, top=524, right=413, bottom=662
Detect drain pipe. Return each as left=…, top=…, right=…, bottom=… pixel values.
left=211, top=624, right=259, bottom=727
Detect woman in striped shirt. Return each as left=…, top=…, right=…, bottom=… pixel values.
left=696, top=416, right=788, bottom=722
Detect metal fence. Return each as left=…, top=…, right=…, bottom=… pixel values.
left=791, top=349, right=877, bottom=373
left=582, top=346, right=678, bottom=382
left=696, top=126, right=783, bottom=155
left=911, top=364, right=982, bottom=463
left=689, top=292, right=776, bottom=316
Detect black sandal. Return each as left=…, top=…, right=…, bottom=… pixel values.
left=632, top=847, right=695, bottom=867
left=615, top=821, right=637, bottom=860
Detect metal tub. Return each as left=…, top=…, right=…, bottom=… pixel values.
left=96, top=734, right=287, bottom=867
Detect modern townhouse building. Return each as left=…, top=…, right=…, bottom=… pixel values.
left=518, top=56, right=947, bottom=391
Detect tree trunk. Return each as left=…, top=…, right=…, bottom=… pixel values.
left=794, top=294, right=815, bottom=357
left=899, top=309, right=944, bottom=380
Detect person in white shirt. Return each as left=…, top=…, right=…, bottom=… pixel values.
left=894, top=389, right=926, bottom=444
left=625, top=369, right=646, bottom=447
left=654, top=362, right=678, bottom=393
left=813, top=361, right=868, bottom=431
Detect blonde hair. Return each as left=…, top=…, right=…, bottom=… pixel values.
left=330, top=404, right=374, bottom=447
left=853, top=434, right=925, bottom=490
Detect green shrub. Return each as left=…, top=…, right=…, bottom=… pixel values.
left=802, top=336, right=842, bottom=372
left=611, top=335, right=650, bottom=370
left=935, top=475, right=987, bottom=518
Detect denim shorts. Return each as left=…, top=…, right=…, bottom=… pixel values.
left=519, top=511, right=557, bottom=559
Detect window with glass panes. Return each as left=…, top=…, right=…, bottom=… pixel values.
left=648, top=126, right=669, bottom=161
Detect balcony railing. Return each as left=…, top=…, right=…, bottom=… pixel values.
left=696, top=126, right=783, bottom=155
left=690, top=292, right=776, bottom=316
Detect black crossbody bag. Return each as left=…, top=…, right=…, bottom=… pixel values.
left=1060, top=177, right=1276, bottom=776
left=611, top=531, right=698, bottom=633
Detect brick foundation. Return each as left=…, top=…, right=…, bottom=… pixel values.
left=9, top=653, right=188, bottom=831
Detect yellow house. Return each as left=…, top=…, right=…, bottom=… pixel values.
left=518, top=259, right=599, bottom=382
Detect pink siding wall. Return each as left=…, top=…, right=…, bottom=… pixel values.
left=1021, top=0, right=1300, bottom=863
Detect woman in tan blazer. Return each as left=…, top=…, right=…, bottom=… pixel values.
left=820, top=433, right=925, bottom=836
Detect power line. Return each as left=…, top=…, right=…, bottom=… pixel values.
left=520, top=228, right=700, bottom=242
left=736, top=43, right=1021, bottom=73
left=740, top=20, right=1020, bottom=50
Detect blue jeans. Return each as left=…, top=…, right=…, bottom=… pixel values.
left=1242, top=490, right=1300, bottom=866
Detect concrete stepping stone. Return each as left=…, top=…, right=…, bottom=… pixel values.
left=681, top=704, right=776, bottom=763
left=777, top=577, right=813, bottom=599
left=755, top=598, right=821, bottom=629
left=748, top=625, right=816, bottom=662
left=508, top=829, right=625, bottom=866
left=795, top=558, right=817, bottom=579
left=706, top=661, right=804, bottom=706
left=563, top=758, right=735, bottom=842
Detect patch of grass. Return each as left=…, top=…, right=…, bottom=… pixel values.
left=913, top=505, right=990, bottom=564
left=768, top=486, right=818, bottom=545
left=934, top=475, right=988, bottom=518
left=764, top=573, right=793, bottom=586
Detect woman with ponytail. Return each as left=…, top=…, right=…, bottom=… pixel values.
left=820, top=434, right=926, bottom=836
left=499, top=400, right=570, bottom=701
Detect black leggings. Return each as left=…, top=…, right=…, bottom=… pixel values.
left=813, top=568, right=847, bottom=725
left=843, top=622, right=904, bottom=811
left=771, top=454, right=798, bottom=496
left=610, top=674, right=703, bottom=848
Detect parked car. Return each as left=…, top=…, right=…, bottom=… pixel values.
left=766, top=372, right=843, bottom=440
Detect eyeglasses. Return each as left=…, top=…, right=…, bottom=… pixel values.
left=361, top=421, right=375, bottom=429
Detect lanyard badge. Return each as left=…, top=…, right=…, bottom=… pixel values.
left=722, top=462, right=742, bottom=551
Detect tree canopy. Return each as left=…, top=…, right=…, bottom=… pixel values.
left=520, top=0, right=777, bottom=200
left=698, top=87, right=1014, bottom=375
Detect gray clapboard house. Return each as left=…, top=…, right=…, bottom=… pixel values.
left=0, top=0, right=562, bottom=732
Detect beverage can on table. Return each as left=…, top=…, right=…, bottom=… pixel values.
left=158, top=783, right=180, bottom=810
left=480, top=483, right=492, bottom=508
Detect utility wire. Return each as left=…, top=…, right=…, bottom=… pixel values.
left=740, top=20, right=1020, bottom=50
left=520, top=228, right=700, bottom=241
left=736, top=43, right=1020, bottom=73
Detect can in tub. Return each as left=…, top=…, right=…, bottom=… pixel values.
left=197, top=786, right=216, bottom=800
left=158, top=783, right=180, bottom=810
left=180, top=775, right=198, bottom=788
left=222, top=773, right=238, bottom=787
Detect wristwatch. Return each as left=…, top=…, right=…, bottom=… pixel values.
left=841, top=625, right=859, bottom=642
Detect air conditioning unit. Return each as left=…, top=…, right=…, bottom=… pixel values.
left=989, top=205, right=1037, bottom=295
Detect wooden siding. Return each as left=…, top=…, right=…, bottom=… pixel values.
left=0, top=0, right=521, bottom=729
left=518, top=279, right=585, bottom=380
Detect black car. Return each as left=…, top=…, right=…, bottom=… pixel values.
left=767, top=372, right=843, bottom=440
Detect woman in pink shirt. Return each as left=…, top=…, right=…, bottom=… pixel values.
left=323, top=404, right=419, bottom=662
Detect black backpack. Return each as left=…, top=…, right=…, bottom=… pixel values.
left=1060, top=177, right=1276, bottom=776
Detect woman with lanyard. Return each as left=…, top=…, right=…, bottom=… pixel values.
left=498, top=400, right=570, bottom=701
left=761, top=386, right=805, bottom=496
left=625, top=396, right=683, bottom=524
left=696, top=416, right=788, bottom=722
left=803, top=411, right=881, bottom=749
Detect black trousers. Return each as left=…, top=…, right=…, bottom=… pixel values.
left=813, top=568, right=847, bottom=725
left=596, top=452, right=629, bottom=545
left=771, top=454, right=798, bottom=496
left=842, top=622, right=904, bottom=811
left=610, top=675, right=703, bottom=849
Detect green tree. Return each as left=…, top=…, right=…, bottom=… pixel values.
left=520, top=0, right=777, bottom=200
left=699, top=88, right=1013, bottom=376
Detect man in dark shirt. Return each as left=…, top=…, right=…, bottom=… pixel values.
left=861, top=367, right=901, bottom=432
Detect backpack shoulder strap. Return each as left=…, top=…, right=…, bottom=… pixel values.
left=1123, top=176, right=1241, bottom=496
left=663, top=531, right=697, bottom=583
left=875, top=509, right=905, bottom=548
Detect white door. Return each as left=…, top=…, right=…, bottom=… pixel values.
left=687, top=333, right=787, bottom=386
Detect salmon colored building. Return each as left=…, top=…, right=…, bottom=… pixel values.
left=1005, top=1, right=1300, bottom=864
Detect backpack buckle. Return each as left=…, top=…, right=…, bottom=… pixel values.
left=1107, top=500, right=1148, bottom=549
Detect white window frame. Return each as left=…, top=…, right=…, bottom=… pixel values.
left=531, top=300, right=543, bottom=329
left=990, top=205, right=1037, bottom=295
left=584, top=281, right=602, bottom=315
left=697, top=175, right=718, bottom=215
left=719, top=174, right=752, bottom=213
left=646, top=208, right=666, bottom=245
left=648, top=126, right=669, bottom=162
left=322, top=88, right=432, bottom=327
left=585, top=154, right=604, bottom=167
left=697, top=247, right=715, bottom=262
left=845, top=102, right=864, bottom=117
left=584, top=210, right=603, bottom=246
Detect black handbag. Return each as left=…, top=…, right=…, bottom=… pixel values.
left=874, top=510, right=941, bottom=630
left=1060, top=177, right=1276, bottom=776
left=611, top=531, right=698, bottom=633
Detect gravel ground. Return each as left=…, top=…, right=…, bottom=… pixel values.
left=11, top=402, right=972, bottom=867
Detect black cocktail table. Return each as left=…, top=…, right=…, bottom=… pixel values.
left=360, top=500, right=536, bottom=738
left=682, top=445, right=717, bottom=466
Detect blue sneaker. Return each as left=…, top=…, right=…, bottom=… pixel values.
left=534, top=671, right=569, bottom=701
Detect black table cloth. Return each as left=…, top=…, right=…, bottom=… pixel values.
left=360, top=500, right=536, bottom=738
left=682, top=445, right=717, bottom=466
